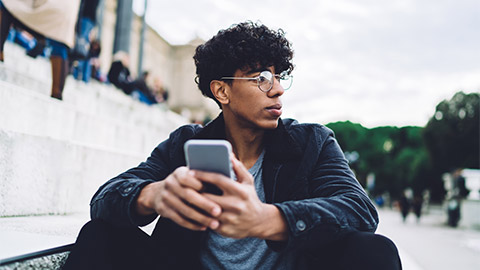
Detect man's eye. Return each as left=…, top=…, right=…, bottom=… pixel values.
left=258, top=75, right=269, bottom=83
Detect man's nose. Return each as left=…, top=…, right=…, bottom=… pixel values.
left=268, top=78, right=285, bottom=97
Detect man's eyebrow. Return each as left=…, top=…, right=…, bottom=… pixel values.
left=246, top=67, right=268, bottom=75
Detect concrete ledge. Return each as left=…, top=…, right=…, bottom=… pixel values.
left=0, top=43, right=51, bottom=97
left=0, top=129, right=145, bottom=216
left=0, top=78, right=185, bottom=155
left=461, top=200, right=480, bottom=230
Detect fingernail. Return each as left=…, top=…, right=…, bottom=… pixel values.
left=210, top=220, right=219, bottom=229
left=211, top=207, right=221, bottom=216
left=188, top=170, right=195, bottom=177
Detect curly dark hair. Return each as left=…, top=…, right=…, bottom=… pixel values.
left=193, top=21, right=294, bottom=107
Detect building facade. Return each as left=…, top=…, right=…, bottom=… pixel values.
left=98, top=0, right=219, bottom=122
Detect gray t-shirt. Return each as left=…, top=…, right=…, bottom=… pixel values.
left=200, top=151, right=296, bottom=269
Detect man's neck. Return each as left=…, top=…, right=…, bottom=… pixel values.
left=223, top=116, right=265, bottom=170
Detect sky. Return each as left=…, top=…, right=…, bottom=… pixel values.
left=133, top=0, right=480, bottom=128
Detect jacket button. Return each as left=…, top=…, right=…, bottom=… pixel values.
left=296, top=220, right=306, bottom=231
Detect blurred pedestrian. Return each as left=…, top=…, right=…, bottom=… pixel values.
left=72, top=34, right=101, bottom=83
left=453, top=169, right=470, bottom=199
left=0, top=0, right=81, bottom=100
left=87, top=39, right=102, bottom=81
left=71, top=0, right=100, bottom=83
left=398, top=192, right=410, bottom=223
left=374, top=195, right=385, bottom=208
left=446, top=169, right=470, bottom=227
left=412, top=194, right=423, bottom=223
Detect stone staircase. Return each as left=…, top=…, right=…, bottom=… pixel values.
left=0, top=42, right=187, bottom=261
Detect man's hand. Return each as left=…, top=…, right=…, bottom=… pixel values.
left=136, top=167, right=222, bottom=231
left=194, top=157, right=288, bottom=241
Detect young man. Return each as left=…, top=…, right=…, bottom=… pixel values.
left=64, top=22, right=401, bottom=269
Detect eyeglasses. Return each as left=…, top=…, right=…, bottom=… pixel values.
left=220, top=70, right=293, bottom=92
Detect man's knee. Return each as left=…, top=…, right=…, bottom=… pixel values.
left=65, top=220, right=155, bottom=270
left=76, top=219, right=151, bottom=246
left=341, top=231, right=402, bottom=270
left=64, top=220, right=115, bottom=270
left=306, top=231, right=402, bottom=270
left=74, top=219, right=115, bottom=243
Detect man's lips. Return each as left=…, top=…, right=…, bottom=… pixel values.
left=266, top=104, right=282, bottom=110
left=266, top=104, right=283, bottom=116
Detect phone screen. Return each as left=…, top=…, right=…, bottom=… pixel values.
left=184, top=140, right=233, bottom=195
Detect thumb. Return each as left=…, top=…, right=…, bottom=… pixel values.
left=232, top=156, right=254, bottom=185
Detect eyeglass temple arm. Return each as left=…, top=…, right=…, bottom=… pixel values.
left=220, top=77, right=257, bottom=80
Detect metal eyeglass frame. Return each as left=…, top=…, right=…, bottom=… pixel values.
left=220, top=70, right=293, bottom=92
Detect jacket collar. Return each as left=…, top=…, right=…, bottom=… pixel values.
left=192, top=113, right=302, bottom=162
left=192, top=113, right=227, bottom=140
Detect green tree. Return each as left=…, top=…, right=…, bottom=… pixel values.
left=423, top=91, right=480, bottom=200
left=326, top=91, right=478, bottom=202
left=327, top=122, right=430, bottom=200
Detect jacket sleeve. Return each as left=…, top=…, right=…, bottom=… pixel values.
left=89, top=125, right=192, bottom=228
left=270, top=127, right=378, bottom=251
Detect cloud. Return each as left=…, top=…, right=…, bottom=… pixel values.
left=138, top=0, right=480, bottom=127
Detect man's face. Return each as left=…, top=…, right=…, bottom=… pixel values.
left=224, top=66, right=285, bottom=130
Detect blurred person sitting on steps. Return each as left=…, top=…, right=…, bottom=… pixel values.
left=107, top=54, right=159, bottom=105
left=152, top=76, right=169, bottom=104
left=63, top=21, right=402, bottom=270
left=107, top=51, right=133, bottom=94
left=130, top=71, right=158, bottom=105
left=0, top=0, right=81, bottom=100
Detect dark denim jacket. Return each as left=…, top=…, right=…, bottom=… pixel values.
left=90, top=114, right=378, bottom=267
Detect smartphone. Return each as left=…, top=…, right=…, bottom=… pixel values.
left=184, top=139, right=234, bottom=194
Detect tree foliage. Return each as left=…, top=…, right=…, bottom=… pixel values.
left=326, top=122, right=429, bottom=199
left=423, top=91, right=479, bottom=171
left=326, top=91, right=478, bottom=202
left=422, top=91, right=479, bottom=200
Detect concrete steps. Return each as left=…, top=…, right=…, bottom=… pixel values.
left=0, top=128, right=145, bottom=216
left=0, top=42, right=188, bottom=260
left=0, top=79, right=177, bottom=155
left=0, top=42, right=188, bottom=216
left=0, top=43, right=186, bottom=155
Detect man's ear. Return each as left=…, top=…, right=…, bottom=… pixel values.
left=210, top=80, right=229, bottom=105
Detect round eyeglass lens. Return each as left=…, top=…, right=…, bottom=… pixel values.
left=258, top=71, right=274, bottom=92
left=279, top=75, right=293, bottom=90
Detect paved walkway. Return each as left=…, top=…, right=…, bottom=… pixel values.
left=2, top=206, right=480, bottom=270
left=377, top=207, right=480, bottom=270
left=0, top=213, right=88, bottom=259
left=0, top=212, right=158, bottom=260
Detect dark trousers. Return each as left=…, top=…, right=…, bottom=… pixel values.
left=63, top=220, right=402, bottom=270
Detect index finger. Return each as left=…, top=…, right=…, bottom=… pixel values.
left=192, top=170, right=239, bottom=194
left=173, top=167, right=204, bottom=191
